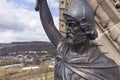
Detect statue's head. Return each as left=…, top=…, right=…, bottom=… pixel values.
left=63, top=0, right=98, bottom=46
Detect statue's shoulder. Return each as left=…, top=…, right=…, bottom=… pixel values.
left=88, top=44, right=119, bottom=68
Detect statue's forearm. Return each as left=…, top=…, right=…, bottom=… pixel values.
left=36, top=0, right=62, bottom=47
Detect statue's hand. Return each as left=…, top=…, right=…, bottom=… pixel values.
left=35, top=0, right=43, bottom=11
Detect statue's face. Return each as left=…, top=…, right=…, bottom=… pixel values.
left=66, top=20, right=87, bottom=46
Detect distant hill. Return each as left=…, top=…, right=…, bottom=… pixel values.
left=0, top=41, right=56, bottom=56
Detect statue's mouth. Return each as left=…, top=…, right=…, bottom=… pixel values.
left=67, top=33, right=87, bottom=45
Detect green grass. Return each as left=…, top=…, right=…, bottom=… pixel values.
left=0, top=63, right=54, bottom=80
left=0, top=60, right=20, bottom=66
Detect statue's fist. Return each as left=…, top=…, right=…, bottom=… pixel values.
left=35, top=0, right=43, bottom=11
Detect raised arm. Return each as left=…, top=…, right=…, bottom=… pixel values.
left=35, top=0, right=62, bottom=47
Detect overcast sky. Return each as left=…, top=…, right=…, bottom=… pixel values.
left=0, top=0, right=59, bottom=43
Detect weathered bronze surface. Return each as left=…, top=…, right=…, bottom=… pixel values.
left=35, top=0, right=120, bottom=80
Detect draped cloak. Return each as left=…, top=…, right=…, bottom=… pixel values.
left=54, top=38, right=120, bottom=80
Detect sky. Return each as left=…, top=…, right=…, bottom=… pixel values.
left=0, top=0, right=59, bottom=43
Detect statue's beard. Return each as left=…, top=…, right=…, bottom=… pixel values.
left=66, top=33, right=87, bottom=46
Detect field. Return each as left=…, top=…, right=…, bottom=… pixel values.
left=0, top=63, right=54, bottom=80
left=0, top=43, right=15, bottom=49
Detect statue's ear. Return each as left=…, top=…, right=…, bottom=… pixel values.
left=35, top=0, right=40, bottom=11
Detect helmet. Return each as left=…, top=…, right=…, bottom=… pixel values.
left=63, top=0, right=98, bottom=40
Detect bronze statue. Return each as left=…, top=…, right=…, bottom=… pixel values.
left=35, top=0, right=120, bottom=80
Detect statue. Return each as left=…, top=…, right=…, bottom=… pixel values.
left=35, top=0, right=120, bottom=80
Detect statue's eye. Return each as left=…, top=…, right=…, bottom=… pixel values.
left=80, top=19, right=86, bottom=25
left=67, top=22, right=79, bottom=29
left=69, top=23, right=77, bottom=27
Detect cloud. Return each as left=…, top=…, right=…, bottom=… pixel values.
left=0, top=0, right=31, bottom=31
left=25, top=0, right=36, bottom=4
left=47, top=0, right=59, bottom=8
left=0, top=0, right=59, bottom=43
left=24, top=0, right=59, bottom=8
left=0, top=30, right=18, bottom=43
